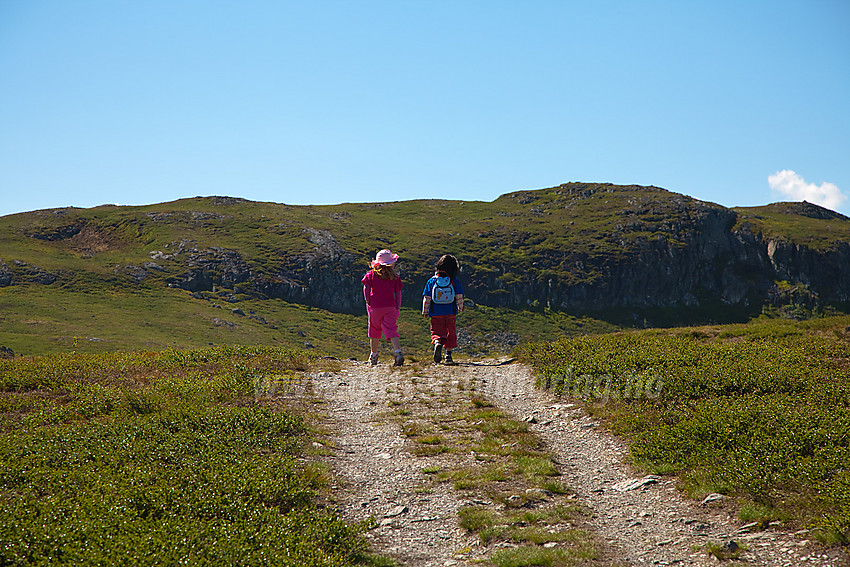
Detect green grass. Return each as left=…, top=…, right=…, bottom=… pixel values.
left=0, top=284, right=619, bottom=360
left=0, top=346, right=385, bottom=566
left=0, top=285, right=369, bottom=357
left=519, top=314, right=850, bottom=544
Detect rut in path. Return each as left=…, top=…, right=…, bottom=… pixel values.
left=306, top=359, right=849, bottom=567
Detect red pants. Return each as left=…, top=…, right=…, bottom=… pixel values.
left=429, top=315, right=457, bottom=350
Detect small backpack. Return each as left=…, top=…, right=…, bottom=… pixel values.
left=431, top=276, right=456, bottom=305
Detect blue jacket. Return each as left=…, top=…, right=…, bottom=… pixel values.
left=423, top=275, right=463, bottom=316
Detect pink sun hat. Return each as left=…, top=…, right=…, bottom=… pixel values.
left=371, top=249, right=399, bottom=267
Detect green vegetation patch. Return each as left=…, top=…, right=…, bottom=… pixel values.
left=519, top=315, right=850, bottom=544
left=733, top=202, right=850, bottom=250
left=0, top=347, right=380, bottom=566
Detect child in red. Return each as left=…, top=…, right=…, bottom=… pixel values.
left=362, top=249, right=404, bottom=366
left=422, top=254, right=464, bottom=365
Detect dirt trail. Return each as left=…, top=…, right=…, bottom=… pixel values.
left=307, top=359, right=849, bottom=567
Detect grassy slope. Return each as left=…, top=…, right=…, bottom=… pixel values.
left=2, top=183, right=849, bottom=357
left=0, top=284, right=619, bottom=359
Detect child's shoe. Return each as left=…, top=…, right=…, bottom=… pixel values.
left=444, top=351, right=455, bottom=365
left=369, top=353, right=378, bottom=366
left=433, top=342, right=443, bottom=364
left=393, top=350, right=404, bottom=366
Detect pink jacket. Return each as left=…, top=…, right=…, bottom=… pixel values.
left=362, top=270, right=403, bottom=309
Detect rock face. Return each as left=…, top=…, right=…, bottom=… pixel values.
left=164, top=203, right=848, bottom=318
left=467, top=206, right=768, bottom=311
left=162, top=228, right=365, bottom=313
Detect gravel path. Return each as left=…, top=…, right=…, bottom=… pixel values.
left=311, top=362, right=482, bottom=566
left=307, top=359, right=849, bottom=567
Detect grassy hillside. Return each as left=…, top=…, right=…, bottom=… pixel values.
left=0, top=184, right=653, bottom=357
left=0, top=184, right=713, bottom=286
left=2, top=183, right=849, bottom=357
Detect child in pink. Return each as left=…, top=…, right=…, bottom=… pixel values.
left=362, top=249, right=404, bottom=366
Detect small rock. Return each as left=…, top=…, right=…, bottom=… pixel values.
left=737, top=521, right=760, bottom=533
left=384, top=505, right=408, bottom=518
left=613, top=475, right=660, bottom=492
left=543, top=542, right=558, bottom=548
left=722, top=540, right=740, bottom=554
left=525, top=488, right=552, bottom=501
left=523, top=415, right=538, bottom=424
left=494, top=542, right=517, bottom=549
left=231, top=308, right=245, bottom=316
left=700, top=493, right=726, bottom=506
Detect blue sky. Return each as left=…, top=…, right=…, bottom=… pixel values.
left=1, top=0, right=848, bottom=217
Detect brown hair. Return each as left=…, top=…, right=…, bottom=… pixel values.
left=435, top=254, right=459, bottom=279
left=373, top=264, right=398, bottom=280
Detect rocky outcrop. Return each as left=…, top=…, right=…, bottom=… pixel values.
left=451, top=200, right=849, bottom=317
left=460, top=205, right=756, bottom=312
left=765, top=239, right=850, bottom=304
left=167, top=229, right=364, bottom=312
left=0, top=260, right=57, bottom=286
left=166, top=247, right=253, bottom=292
left=0, top=263, right=12, bottom=286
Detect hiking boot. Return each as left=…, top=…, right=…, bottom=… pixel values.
left=369, top=353, right=378, bottom=366
left=433, top=342, right=443, bottom=364
left=393, top=351, right=404, bottom=366
left=444, top=352, right=455, bottom=365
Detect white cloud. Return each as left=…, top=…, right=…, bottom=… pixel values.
left=768, top=170, right=847, bottom=211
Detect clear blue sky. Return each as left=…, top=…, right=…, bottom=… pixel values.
left=2, top=0, right=848, bottom=217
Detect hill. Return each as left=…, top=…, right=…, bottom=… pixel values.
left=1, top=182, right=849, bottom=356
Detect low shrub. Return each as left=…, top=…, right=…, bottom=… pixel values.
left=0, top=347, right=375, bottom=566
left=519, top=316, right=850, bottom=542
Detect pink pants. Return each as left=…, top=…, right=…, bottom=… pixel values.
left=429, top=315, right=457, bottom=350
left=367, top=305, right=400, bottom=339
